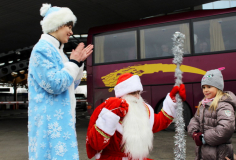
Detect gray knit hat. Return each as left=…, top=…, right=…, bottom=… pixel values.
left=201, top=67, right=225, bottom=91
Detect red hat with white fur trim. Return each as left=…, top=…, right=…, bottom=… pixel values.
left=114, top=73, right=143, bottom=97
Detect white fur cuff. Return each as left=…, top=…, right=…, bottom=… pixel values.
left=63, top=62, right=80, bottom=80
left=75, top=63, right=84, bottom=80
left=96, top=108, right=120, bottom=136
left=162, top=93, right=177, bottom=118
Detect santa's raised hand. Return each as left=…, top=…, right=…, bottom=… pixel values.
left=104, top=97, right=129, bottom=118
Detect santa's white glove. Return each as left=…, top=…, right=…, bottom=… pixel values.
left=162, top=93, right=177, bottom=118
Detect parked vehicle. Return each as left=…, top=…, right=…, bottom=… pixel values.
left=75, top=93, right=87, bottom=111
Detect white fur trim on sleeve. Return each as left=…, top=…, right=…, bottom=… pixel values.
left=75, top=63, right=84, bottom=81
left=114, top=75, right=143, bottom=97
left=96, top=108, right=120, bottom=136
left=63, top=62, right=80, bottom=80
left=162, top=93, right=177, bottom=118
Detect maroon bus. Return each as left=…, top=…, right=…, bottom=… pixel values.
left=86, top=7, right=236, bottom=129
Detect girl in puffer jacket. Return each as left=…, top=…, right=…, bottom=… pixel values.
left=188, top=68, right=236, bottom=160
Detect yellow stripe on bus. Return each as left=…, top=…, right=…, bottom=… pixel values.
left=101, top=63, right=206, bottom=92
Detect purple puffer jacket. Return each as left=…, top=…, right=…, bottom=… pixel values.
left=188, top=91, right=236, bottom=160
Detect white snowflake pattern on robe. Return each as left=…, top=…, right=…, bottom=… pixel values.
left=31, top=53, right=40, bottom=67
left=28, top=107, right=33, bottom=116
left=68, top=118, right=75, bottom=130
left=46, top=115, right=51, bottom=121
left=62, top=98, right=70, bottom=106
left=43, top=106, right=47, bottom=113
left=34, top=93, right=44, bottom=103
left=63, top=132, right=71, bottom=140
left=40, top=80, right=54, bottom=94
left=28, top=121, right=32, bottom=132
left=45, top=94, right=58, bottom=106
left=40, top=142, right=46, bottom=149
left=54, top=141, right=68, bottom=157
left=47, top=71, right=55, bottom=80
left=70, top=141, right=78, bottom=148
left=34, top=106, right=38, bottom=112
left=29, top=137, right=37, bottom=152
left=43, top=130, right=50, bottom=140
left=54, top=109, right=64, bottom=120
left=44, top=149, right=52, bottom=160
left=34, top=114, right=43, bottom=127
left=73, top=153, right=79, bottom=160
left=42, top=59, right=54, bottom=69
left=48, top=122, right=62, bottom=139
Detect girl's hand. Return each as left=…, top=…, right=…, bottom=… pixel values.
left=226, top=153, right=236, bottom=160
left=192, top=132, right=203, bottom=146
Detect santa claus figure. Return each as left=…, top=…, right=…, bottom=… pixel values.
left=86, top=73, right=186, bottom=160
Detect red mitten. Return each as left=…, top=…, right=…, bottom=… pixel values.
left=170, top=86, right=179, bottom=102
left=193, top=132, right=203, bottom=146
left=179, top=84, right=186, bottom=101
left=104, top=97, right=129, bottom=118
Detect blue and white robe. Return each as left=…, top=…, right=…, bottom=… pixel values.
left=28, top=34, right=84, bottom=160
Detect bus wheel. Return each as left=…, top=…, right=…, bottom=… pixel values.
left=155, top=101, right=192, bottom=131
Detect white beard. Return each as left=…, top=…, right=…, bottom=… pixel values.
left=121, top=95, right=153, bottom=160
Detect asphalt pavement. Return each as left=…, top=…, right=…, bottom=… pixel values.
left=1, top=109, right=236, bottom=160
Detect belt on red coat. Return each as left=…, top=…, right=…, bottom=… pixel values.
left=102, top=149, right=127, bottom=157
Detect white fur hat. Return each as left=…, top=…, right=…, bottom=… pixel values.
left=40, top=3, right=77, bottom=33
left=114, top=73, right=143, bottom=98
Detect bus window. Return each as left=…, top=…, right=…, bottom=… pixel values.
left=94, top=30, right=137, bottom=64
left=193, top=15, right=236, bottom=53
left=140, top=23, right=190, bottom=59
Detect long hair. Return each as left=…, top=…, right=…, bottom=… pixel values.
left=197, top=89, right=230, bottom=115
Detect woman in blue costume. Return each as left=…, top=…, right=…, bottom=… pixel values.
left=28, top=3, right=93, bottom=160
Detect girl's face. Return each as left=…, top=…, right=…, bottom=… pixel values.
left=55, top=25, right=73, bottom=44
left=202, top=85, right=218, bottom=99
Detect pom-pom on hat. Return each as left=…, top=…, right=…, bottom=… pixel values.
left=40, top=3, right=77, bottom=33
left=201, top=67, right=225, bottom=91
left=114, top=73, right=143, bottom=98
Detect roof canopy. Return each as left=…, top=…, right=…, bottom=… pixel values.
left=0, top=0, right=215, bottom=85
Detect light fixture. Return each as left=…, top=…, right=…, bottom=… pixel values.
left=11, top=72, right=18, bottom=77
left=19, top=70, right=25, bottom=74
left=17, top=59, right=21, bottom=61
left=81, top=34, right=88, bottom=38
left=70, top=34, right=80, bottom=39
left=16, top=51, right=21, bottom=55
left=66, top=52, right=72, bottom=54
left=8, top=61, right=13, bottom=63
left=0, top=63, right=4, bottom=66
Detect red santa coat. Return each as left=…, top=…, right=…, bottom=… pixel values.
left=86, top=94, right=176, bottom=160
